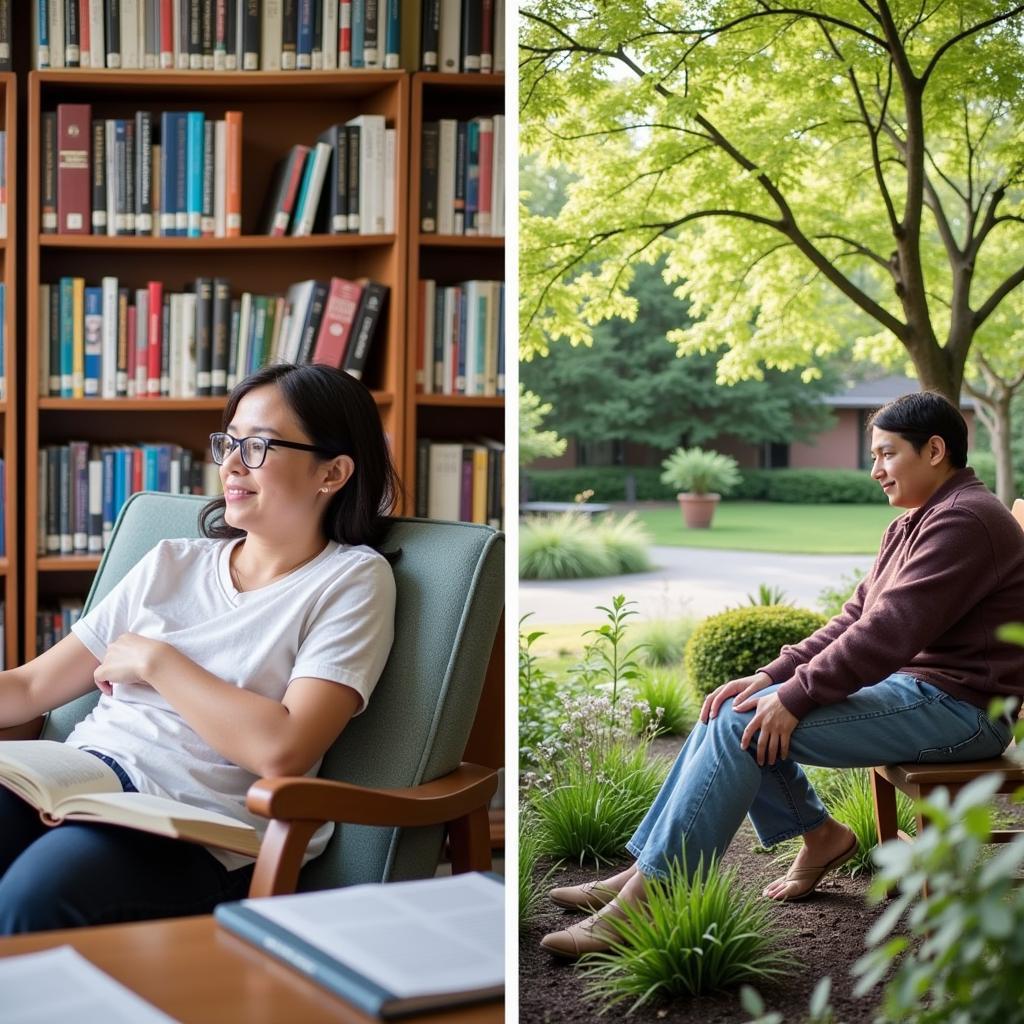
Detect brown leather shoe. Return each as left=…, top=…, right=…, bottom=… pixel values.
left=547, top=879, right=618, bottom=912
left=539, top=906, right=628, bottom=959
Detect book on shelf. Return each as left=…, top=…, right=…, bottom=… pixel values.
left=215, top=872, right=504, bottom=1019
left=0, top=741, right=260, bottom=856
left=416, top=437, right=503, bottom=529
left=0, top=1, right=10, bottom=71
left=37, top=441, right=219, bottom=558
left=0, top=129, right=7, bottom=240
left=39, top=273, right=389, bottom=397
left=34, top=1, right=404, bottom=70
left=36, top=597, right=84, bottom=656
left=421, top=114, right=503, bottom=237
left=47, top=103, right=243, bottom=238
left=416, top=279, right=504, bottom=397
left=420, top=0, right=504, bottom=73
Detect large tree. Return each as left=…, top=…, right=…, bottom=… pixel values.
left=521, top=1, right=1024, bottom=502
left=521, top=259, right=840, bottom=453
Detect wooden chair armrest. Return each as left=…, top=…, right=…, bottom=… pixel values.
left=245, top=762, right=498, bottom=827
left=0, top=718, right=45, bottom=742
left=245, top=763, right=498, bottom=899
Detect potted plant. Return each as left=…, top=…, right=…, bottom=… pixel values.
left=660, top=447, right=741, bottom=528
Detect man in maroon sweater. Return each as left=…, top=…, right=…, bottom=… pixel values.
left=542, top=392, right=1024, bottom=958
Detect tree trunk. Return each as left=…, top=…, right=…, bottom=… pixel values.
left=968, top=387, right=1016, bottom=508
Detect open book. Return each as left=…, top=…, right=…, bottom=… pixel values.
left=0, top=741, right=260, bottom=857
left=215, top=873, right=504, bottom=1018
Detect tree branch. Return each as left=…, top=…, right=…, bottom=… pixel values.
left=921, top=4, right=1024, bottom=85
left=973, top=265, right=1024, bottom=332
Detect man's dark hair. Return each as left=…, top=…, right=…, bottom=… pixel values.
left=200, top=363, right=401, bottom=549
left=867, top=391, right=968, bottom=469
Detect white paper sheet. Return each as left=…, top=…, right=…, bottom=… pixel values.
left=243, top=872, right=505, bottom=999
left=0, top=946, right=180, bottom=1024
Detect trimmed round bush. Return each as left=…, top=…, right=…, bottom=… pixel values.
left=684, top=605, right=827, bottom=697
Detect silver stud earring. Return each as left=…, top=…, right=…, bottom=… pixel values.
left=320, top=487, right=329, bottom=493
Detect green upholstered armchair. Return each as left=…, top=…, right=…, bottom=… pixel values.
left=5, top=491, right=505, bottom=898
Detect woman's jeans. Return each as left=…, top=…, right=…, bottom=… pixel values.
left=0, top=751, right=254, bottom=934
left=627, top=674, right=1015, bottom=880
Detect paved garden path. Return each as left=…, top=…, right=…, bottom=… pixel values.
left=519, top=546, right=869, bottom=623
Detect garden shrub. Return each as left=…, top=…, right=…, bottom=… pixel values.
left=524, top=466, right=888, bottom=504
left=817, top=568, right=866, bottom=618
left=967, top=449, right=999, bottom=493
left=854, top=766, right=1024, bottom=1023
left=581, top=856, right=794, bottom=1011
left=685, top=605, right=827, bottom=697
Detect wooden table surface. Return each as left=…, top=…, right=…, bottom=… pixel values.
left=0, top=915, right=504, bottom=1023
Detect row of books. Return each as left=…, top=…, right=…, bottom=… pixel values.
left=45, top=104, right=243, bottom=237
left=37, top=599, right=83, bottom=656
left=419, top=0, right=505, bottom=73
left=34, top=0, right=404, bottom=71
left=0, top=131, right=7, bottom=240
left=0, top=3, right=9, bottom=70
left=416, top=279, right=504, bottom=397
left=0, top=285, right=7, bottom=402
left=260, top=117, right=395, bottom=236
left=37, top=441, right=221, bottom=558
left=416, top=437, right=503, bottom=528
left=420, top=116, right=504, bottom=237
left=38, top=275, right=388, bottom=399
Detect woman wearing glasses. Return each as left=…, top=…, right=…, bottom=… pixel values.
left=0, top=363, right=398, bottom=934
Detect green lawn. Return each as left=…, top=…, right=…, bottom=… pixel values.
left=629, top=501, right=901, bottom=554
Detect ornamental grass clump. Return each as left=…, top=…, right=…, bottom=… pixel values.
left=630, top=668, right=699, bottom=736
left=632, top=616, right=696, bottom=667
left=519, top=809, right=558, bottom=926
left=519, top=512, right=618, bottom=580
left=581, top=856, right=794, bottom=1013
left=685, top=605, right=827, bottom=698
left=591, top=513, right=654, bottom=574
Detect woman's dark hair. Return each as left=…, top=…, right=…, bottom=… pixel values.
left=866, top=391, right=968, bottom=469
left=200, top=363, right=401, bottom=549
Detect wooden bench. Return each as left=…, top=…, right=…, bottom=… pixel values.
left=519, top=501, right=611, bottom=519
left=871, top=498, right=1024, bottom=860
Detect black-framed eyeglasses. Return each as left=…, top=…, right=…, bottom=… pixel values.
left=209, top=432, right=338, bottom=470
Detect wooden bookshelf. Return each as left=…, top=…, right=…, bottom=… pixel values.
left=0, top=73, right=14, bottom=670
left=404, top=72, right=505, bottom=519
left=23, top=69, right=408, bottom=657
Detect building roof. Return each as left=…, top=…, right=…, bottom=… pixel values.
left=823, top=374, right=976, bottom=410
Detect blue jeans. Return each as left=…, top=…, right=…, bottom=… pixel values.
left=0, top=752, right=254, bottom=934
left=627, top=674, right=1015, bottom=880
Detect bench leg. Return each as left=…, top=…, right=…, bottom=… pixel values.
left=871, top=768, right=900, bottom=845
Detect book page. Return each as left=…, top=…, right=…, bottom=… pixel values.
left=245, top=873, right=504, bottom=999
left=0, top=741, right=120, bottom=812
left=0, top=946, right=181, bottom=1023
left=60, top=791, right=255, bottom=830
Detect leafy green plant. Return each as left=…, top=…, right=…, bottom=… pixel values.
left=631, top=616, right=695, bottom=667
left=660, top=446, right=742, bottom=496
left=519, top=512, right=618, bottom=580
left=767, top=769, right=917, bottom=877
left=630, top=668, right=699, bottom=736
left=854, top=770, right=1024, bottom=1023
left=518, top=617, right=566, bottom=771
left=741, top=978, right=838, bottom=1024
left=529, top=740, right=668, bottom=865
left=580, top=855, right=794, bottom=1012
left=747, top=583, right=791, bottom=607
left=519, top=810, right=558, bottom=925
left=817, top=569, right=866, bottom=618
left=685, top=605, right=827, bottom=698
left=592, top=513, right=654, bottom=574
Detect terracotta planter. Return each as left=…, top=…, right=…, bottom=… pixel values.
left=677, top=492, right=721, bottom=529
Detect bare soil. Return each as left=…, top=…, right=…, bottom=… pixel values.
left=520, top=733, right=1024, bottom=1023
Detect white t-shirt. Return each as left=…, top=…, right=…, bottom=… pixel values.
left=67, top=536, right=396, bottom=871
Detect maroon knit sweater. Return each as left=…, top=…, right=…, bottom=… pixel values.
left=760, top=469, right=1024, bottom=719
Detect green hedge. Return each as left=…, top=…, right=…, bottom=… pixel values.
left=524, top=467, right=887, bottom=504
left=684, top=605, right=828, bottom=697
